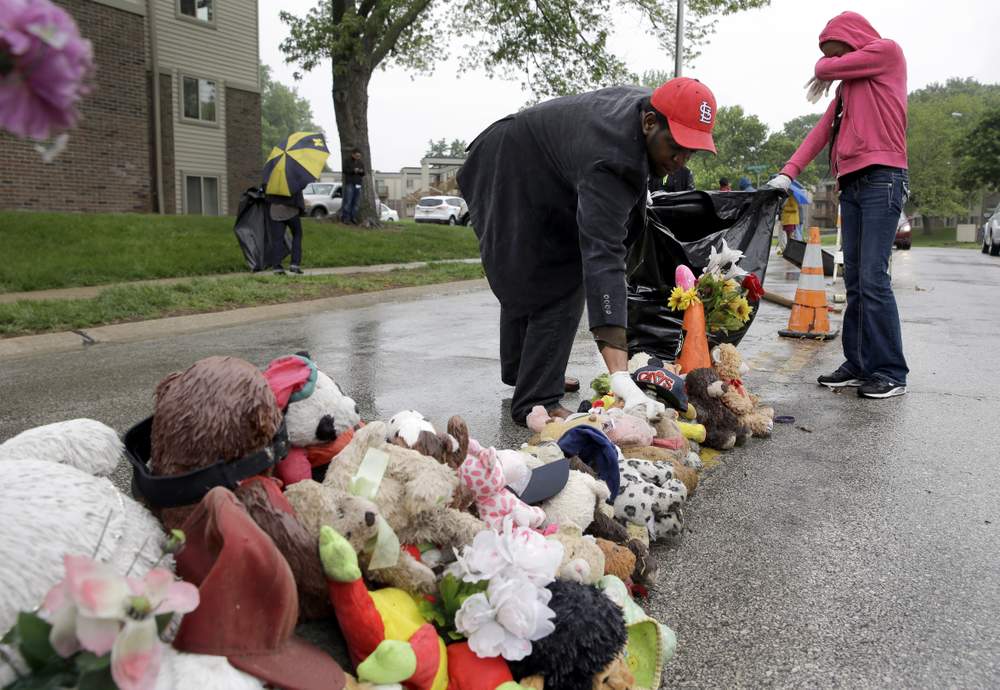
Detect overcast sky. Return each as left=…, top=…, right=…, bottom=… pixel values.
left=259, top=0, right=1000, bottom=172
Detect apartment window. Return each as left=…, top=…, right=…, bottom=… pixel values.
left=406, top=178, right=414, bottom=190
left=178, top=0, right=214, bottom=23
left=185, top=175, right=220, bottom=215
left=182, top=76, right=217, bottom=122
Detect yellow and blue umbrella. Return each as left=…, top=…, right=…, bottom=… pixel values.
left=262, top=131, right=330, bottom=197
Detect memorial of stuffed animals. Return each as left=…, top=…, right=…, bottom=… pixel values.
left=0, top=240, right=779, bottom=690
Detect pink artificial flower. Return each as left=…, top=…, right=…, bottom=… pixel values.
left=41, top=555, right=199, bottom=690
left=0, top=0, right=93, bottom=139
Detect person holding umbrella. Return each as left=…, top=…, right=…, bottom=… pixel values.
left=262, top=132, right=330, bottom=274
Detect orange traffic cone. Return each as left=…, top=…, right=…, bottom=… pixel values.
left=779, top=227, right=839, bottom=340
left=677, top=299, right=712, bottom=373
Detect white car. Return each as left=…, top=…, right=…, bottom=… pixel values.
left=414, top=195, right=468, bottom=225
left=982, top=205, right=1000, bottom=256
left=380, top=202, right=399, bottom=222
left=303, top=182, right=342, bottom=218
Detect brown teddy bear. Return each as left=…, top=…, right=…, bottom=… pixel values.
left=683, top=368, right=751, bottom=450
left=711, top=343, right=775, bottom=438
left=146, top=355, right=332, bottom=619
left=321, top=421, right=485, bottom=593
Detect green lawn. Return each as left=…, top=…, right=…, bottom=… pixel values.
left=0, top=211, right=480, bottom=293
left=0, top=263, right=485, bottom=337
left=909, top=227, right=978, bottom=249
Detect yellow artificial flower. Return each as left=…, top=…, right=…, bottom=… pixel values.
left=724, top=278, right=740, bottom=294
left=729, top=296, right=753, bottom=322
left=668, top=286, right=698, bottom=311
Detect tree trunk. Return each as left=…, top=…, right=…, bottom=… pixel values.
left=332, top=63, right=379, bottom=227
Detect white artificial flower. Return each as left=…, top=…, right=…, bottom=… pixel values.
left=704, top=239, right=748, bottom=280
left=453, top=517, right=563, bottom=587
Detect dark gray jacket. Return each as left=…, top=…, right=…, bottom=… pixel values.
left=457, top=87, right=651, bottom=329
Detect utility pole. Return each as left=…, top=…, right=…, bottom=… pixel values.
left=675, top=0, right=684, bottom=78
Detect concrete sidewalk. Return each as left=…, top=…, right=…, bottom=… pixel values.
left=0, top=258, right=481, bottom=304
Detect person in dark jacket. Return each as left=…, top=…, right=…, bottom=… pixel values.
left=340, top=149, right=365, bottom=224
left=664, top=165, right=696, bottom=192
left=458, top=78, right=718, bottom=425
left=266, top=189, right=305, bottom=274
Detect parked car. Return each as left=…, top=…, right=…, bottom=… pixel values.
left=895, top=212, right=912, bottom=250
left=303, top=182, right=342, bottom=218
left=380, top=202, right=399, bottom=222
left=414, top=195, right=468, bottom=225
left=982, top=206, right=1000, bottom=256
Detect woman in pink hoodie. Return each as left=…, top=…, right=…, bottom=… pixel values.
left=769, top=11, right=909, bottom=399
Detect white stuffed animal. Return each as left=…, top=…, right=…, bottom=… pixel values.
left=614, top=458, right=688, bottom=541
left=0, top=420, right=265, bottom=689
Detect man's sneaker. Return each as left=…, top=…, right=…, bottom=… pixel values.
left=289, top=265, right=303, bottom=274
left=817, top=368, right=864, bottom=388
left=273, top=267, right=286, bottom=275
left=858, top=379, right=907, bottom=399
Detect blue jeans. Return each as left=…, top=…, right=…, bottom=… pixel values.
left=340, top=183, right=362, bottom=223
left=839, top=166, right=909, bottom=385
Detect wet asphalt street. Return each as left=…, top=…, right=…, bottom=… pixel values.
left=1, top=247, right=998, bottom=688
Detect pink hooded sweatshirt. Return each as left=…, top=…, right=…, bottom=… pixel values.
left=781, top=11, right=908, bottom=180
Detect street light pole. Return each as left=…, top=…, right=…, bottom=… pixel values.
left=675, top=0, right=684, bottom=78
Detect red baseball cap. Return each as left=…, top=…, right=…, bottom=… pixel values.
left=650, top=77, right=718, bottom=154
left=173, top=487, right=345, bottom=690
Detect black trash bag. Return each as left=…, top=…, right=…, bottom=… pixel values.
left=233, top=186, right=290, bottom=271
left=626, top=188, right=785, bottom=362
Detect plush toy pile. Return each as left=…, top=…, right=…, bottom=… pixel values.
left=0, top=284, right=775, bottom=690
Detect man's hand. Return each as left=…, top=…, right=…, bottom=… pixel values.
left=805, top=77, right=833, bottom=104
left=610, top=371, right=665, bottom=420
left=766, top=174, right=792, bottom=191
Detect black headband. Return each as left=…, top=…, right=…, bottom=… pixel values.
left=124, top=416, right=290, bottom=509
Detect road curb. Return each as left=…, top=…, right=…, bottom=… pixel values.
left=0, top=279, right=489, bottom=361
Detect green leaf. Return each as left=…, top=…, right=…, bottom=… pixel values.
left=155, top=613, right=174, bottom=636
left=78, top=665, right=116, bottom=690
left=74, top=651, right=111, bottom=673
left=4, top=667, right=78, bottom=690
left=14, top=612, right=56, bottom=672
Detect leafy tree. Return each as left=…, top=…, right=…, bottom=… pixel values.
left=906, top=78, right=1000, bottom=218
left=640, top=69, right=674, bottom=89
left=688, top=105, right=768, bottom=189
left=280, top=0, right=769, bottom=224
left=447, top=138, right=468, bottom=158
left=425, top=138, right=448, bottom=158
left=759, top=113, right=828, bottom=188
left=955, top=108, right=1000, bottom=193
left=260, top=65, right=323, bottom=164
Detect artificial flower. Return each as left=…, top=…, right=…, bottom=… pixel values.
left=667, top=286, right=697, bottom=311
left=742, top=273, right=764, bottom=301
left=729, top=297, right=753, bottom=322
left=41, top=555, right=199, bottom=690
left=451, top=516, right=563, bottom=587
left=723, top=278, right=741, bottom=294
left=704, top=239, right=748, bottom=280
left=0, top=0, right=93, bottom=139
left=454, top=577, right=556, bottom=661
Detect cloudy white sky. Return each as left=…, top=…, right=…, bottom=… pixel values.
left=259, top=0, right=1000, bottom=172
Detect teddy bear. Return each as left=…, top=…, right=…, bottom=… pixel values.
left=507, top=580, right=631, bottom=690
left=711, top=343, right=775, bottom=438
left=683, top=367, right=751, bottom=450
left=614, top=458, right=688, bottom=541
left=264, top=352, right=363, bottom=486
left=459, top=441, right=546, bottom=531
left=547, top=524, right=606, bottom=585
left=0, top=421, right=269, bottom=690
left=142, top=355, right=332, bottom=620
left=322, top=421, right=485, bottom=593
left=388, top=410, right=468, bottom=470
left=594, top=538, right=636, bottom=582
left=598, top=407, right=656, bottom=448
left=284, top=478, right=448, bottom=595
left=526, top=458, right=610, bottom=533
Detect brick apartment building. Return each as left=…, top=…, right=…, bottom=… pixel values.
left=0, top=0, right=261, bottom=216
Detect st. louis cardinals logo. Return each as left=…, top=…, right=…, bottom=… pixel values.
left=636, top=369, right=675, bottom=391
left=699, top=100, right=713, bottom=124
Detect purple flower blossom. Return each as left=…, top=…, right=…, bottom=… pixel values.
left=0, top=0, right=93, bottom=140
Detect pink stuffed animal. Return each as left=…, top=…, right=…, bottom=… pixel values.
left=459, top=440, right=546, bottom=531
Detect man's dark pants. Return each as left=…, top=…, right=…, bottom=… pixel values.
left=268, top=216, right=303, bottom=268
left=500, top=285, right=585, bottom=424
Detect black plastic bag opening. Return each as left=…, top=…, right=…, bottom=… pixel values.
left=233, top=186, right=291, bottom=271
left=626, top=188, right=786, bottom=362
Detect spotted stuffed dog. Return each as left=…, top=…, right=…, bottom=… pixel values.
left=613, top=458, right=688, bottom=541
